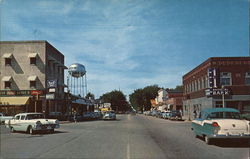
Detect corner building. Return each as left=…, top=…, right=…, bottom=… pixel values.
left=0, top=41, right=67, bottom=115
left=182, top=57, right=250, bottom=120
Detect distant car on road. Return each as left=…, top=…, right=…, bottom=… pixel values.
left=103, top=111, right=116, bottom=120
left=5, top=113, right=60, bottom=134
left=169, top=110, right=182, bottom=120
left=191, top=108, right=250, bottom=144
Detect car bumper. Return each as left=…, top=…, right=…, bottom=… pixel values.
left=208, top=134, right=250, bottom=139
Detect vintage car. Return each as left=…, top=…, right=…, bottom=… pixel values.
left=5, top=113, right=60, bottom=134
left=168, top=110, right=182, bottom=120
left=103, top=110, right=116, bottom=120
left=191, top=108, right=250, bottom=144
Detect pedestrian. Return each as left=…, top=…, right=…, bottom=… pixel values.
left=193, top=110, right=197, bottom=119
left=73, top=111, right=77, bottom=123
left=179, top=109, right=183, bottom=116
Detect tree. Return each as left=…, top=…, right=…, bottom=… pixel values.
left=129, top=85, right=160, bottom=112
left=100, top=90, right=129, bottom=111
left=85, top=92, right=95, bottom=100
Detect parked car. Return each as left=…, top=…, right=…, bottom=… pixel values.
left=0, top=113, right=13, bottom=124
left=169, top=110, right=182, bottom=120
left=150, top=110, right=158, bottom=117
left=5, top=113, right=60, bottom=134
left=161, top=111, right=171, bottom=119
left=103, top=110, right=116, bottom=120
left=191, top=108, right=250, bottom=144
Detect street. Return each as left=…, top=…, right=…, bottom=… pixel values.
left=1, top=114, right=249, bottom=159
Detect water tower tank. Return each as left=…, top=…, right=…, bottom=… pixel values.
left=68, top=63, right=86, bottom=78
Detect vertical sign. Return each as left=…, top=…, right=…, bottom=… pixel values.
left=208, top=68, right=217, bottom=88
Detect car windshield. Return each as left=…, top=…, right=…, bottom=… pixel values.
left=208, top=112, right=240, bottom=119
left=26, top=114, right=45, bottom=120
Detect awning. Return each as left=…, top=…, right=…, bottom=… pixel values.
left=2, top=53, right=13, bottom=58
left=0, top=97, right=30, bottom=105
left=2, top=76, right=12, bottom=81
left=28, top=76, right=37, bottom=81
left=28, top=53, right=38, bottom=58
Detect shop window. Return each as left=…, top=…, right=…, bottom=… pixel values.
left=5, top=58, right=11, bottom=66
left=30, top=57, right=36, bottom=65
left=4, top=81, right=11, bottom=89
left=220, top=72, right=231, bottom=86
left=30, top=81, right=36, bottom=88
left=245, top=72, right=250, bottom=85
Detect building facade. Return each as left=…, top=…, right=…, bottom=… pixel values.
left=165, top=89, right=183, bottom=111
left=0, top=41, right=67, bottom=115
left=182, top=57, right=250, bottom=120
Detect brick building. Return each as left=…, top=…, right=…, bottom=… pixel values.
left=182, top=57, right=250, bottom=120
left=165, top=89, right=183, bottom=111
left=0, top=41, right=67, bottom=115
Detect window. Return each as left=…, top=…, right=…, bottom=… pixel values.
left=20, top=115, right=25, bottom=120
left=4, top=81, right=11, bottom=89
left=245, top=72, right=250, bottom=85
left=30, top=57, right=36, bottom=65
left=220, top=72, right=231, bottom=86
left=30, top=81, right=36, bottom=88
left=5, top=58, right=11, bottom=66
left=15, top=115, right=20, bottom=120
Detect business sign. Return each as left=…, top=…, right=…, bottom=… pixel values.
left=48, top=88, right=56, bottom=93
left=47, top=79, right=57, bottom=88
left=207, top=68, right=218, bottom=88
left=46, top=94, right=55, bottom=100
left=31, top=90, right=43, bottom=96
left=205, top=88, right=229, bottom=96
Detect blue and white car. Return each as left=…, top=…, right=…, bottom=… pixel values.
left=191, top=108, right=250, bottom=144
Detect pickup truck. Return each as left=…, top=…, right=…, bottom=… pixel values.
left=0, top=113, right=13, bottom=124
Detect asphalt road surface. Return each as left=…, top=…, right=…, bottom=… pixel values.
left=1, top=114, right=249, bottom=159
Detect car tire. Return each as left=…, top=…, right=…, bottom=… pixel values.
left=50, top=129, right=54, bottom=133
left=10, top=127, right=15, bottom=133
left=28, top=126, right=34, bottom=135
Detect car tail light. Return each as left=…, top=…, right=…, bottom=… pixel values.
left=212, top=122, right=220, bottom=127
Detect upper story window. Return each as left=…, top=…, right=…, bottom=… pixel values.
left=28, top=53, right=38, bottom=65
left=4, top=81, right=11, bottom=89
left=220, top=72, right=231, bottom=86
left=245, top=72, right=250, bottom=85
left=30, top=57, right=36, bottom=65
left=3, top=53, right=12, bottom=66
left=5, top=58, right=12, bottom=66
left=30, top=81, right=36, bottom=88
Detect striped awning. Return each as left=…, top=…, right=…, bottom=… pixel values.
left=0, top=97, right=30, bottom=105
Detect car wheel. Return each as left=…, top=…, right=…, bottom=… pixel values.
left=10, top=127, right=15, bottom=133
left=28, top=126, right=34, bottom=135
left=50, top=129, right=55, bottom=133
left=204, top=136, right=211, bottom=144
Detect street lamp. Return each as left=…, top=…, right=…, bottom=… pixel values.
left=222, top=85, right=225, bottom=108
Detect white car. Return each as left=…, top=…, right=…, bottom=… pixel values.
left=191, top=108, right=250, bottom=144
left=5, top=113, right=60, bottom=134
left=103, top=111, right=116, bottom=120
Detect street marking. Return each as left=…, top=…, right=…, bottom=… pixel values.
left=127, top=143, right=130, bottom=159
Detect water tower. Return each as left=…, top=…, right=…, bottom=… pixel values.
left=67, top=63, right=87, bottom=97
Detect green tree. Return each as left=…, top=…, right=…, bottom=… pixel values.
left=85, top=92, right=95, bottom=100
left=100, top=90, right=129, bottom=111
left=129, top=85, right=160, bottom=112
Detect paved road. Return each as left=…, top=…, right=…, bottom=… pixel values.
left=1, top=114, right=249, bottom=159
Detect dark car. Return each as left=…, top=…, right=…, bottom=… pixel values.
left=169, top=110, right=182, bottom=120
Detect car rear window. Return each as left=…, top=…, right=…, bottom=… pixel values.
left=209, top=112, right=240, bottom=119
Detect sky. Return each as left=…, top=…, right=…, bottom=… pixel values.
left=1, top=0, right=249, bottom=98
